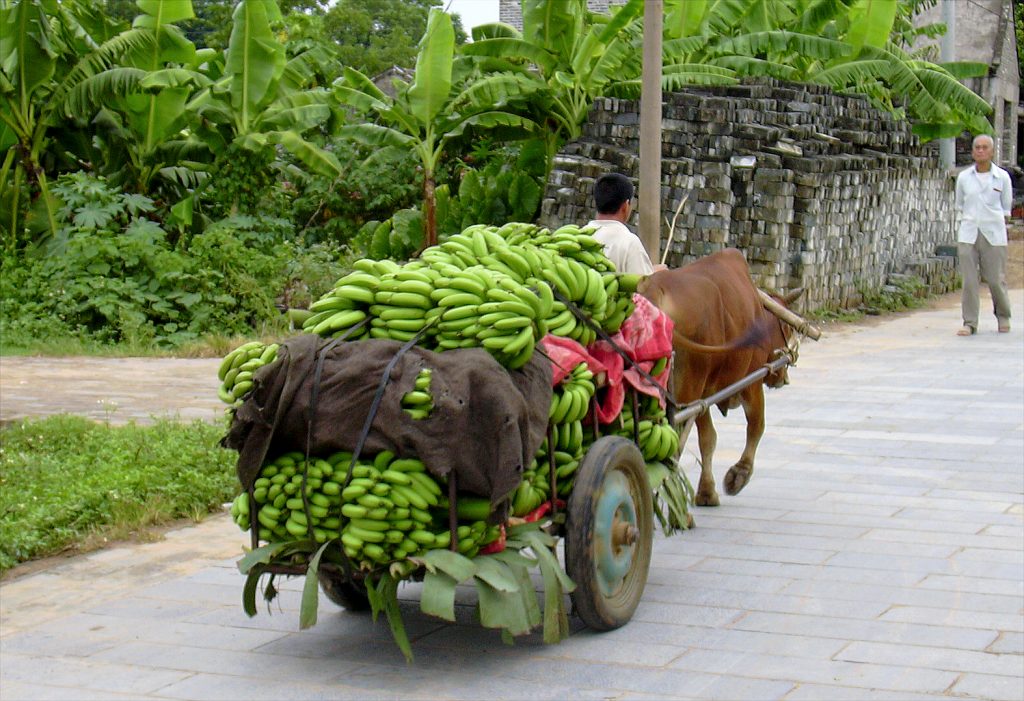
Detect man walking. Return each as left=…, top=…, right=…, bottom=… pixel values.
left=955, top=134, right=1013, bottom=335
left=587, top=173, right=666, bottom=275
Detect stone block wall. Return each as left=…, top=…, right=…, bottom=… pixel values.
left=539, top=78, right=959, bottom=312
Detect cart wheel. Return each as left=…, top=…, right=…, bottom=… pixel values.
left=318, top=571, right=370, bottom=612
left=565, top=435, right=653, bottom=631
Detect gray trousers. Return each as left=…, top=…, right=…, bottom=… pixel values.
left=959, top=235, right=1012, bottom=330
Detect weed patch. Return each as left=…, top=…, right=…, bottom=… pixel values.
left=0, top=415, right=238, bottom=573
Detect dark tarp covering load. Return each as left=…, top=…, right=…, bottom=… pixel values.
left=223, top=334, right=552, bottom=521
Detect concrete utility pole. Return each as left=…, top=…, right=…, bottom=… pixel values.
left=639, top=0, right=663, bottom=262
left=939, top=0, right=956, bottom=170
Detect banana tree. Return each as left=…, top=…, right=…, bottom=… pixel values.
left=656, top=0, right=990, bottom=140
left=1, top=0, right=74, bottom=244
left=182, top=0, right=342, bottom=221
left=460, top=0, right=645, bottom=175
left=59, top=0, right=214, bottom=202
left=334, top=8, right=538, bottom=248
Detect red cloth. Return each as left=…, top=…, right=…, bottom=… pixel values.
left=540, top=335, right=607, bottom=386
left=589, top=294, right=674, bottom=419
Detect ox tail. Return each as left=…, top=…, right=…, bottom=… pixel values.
left=673, top=316, right=774, bottom=355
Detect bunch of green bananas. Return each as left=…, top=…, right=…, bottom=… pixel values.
left=548, top=363, right=596, bottom=424
left=369, top=266, right=442, bottom=343
left=401, top=369, right=434, bottom=419
left=428, top=264, right=549, bottom=368
left=607, top=397, right=681, bottom=464
left=231, top=450, right=503, bottom=569
left=509, top=361, right=598, bottom=516
left=218, top=341, right=279, bottom=405
left=301, top=222, right=643, bottom=370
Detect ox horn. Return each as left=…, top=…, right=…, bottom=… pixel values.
left=758, top=288, right=821, bottom=341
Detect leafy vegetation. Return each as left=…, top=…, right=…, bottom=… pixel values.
left=0, top=415, right=239, bottom=573
left=0, top=173, right=346, bottom=351
left=0, top=0, right=997, bottom=353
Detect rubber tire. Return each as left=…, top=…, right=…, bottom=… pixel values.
left=318, top=571, right=371, bottom=612
left=565, top=435, right=653, bottom=631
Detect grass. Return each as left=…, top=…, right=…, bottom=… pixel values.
left=0, top=321, right=297, bottom=359
left=0, top=415, right=240, bottom=575
left=806, top=273, right=937, bottom=323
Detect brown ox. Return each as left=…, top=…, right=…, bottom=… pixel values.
left=640, top=248, right=800, bottom=506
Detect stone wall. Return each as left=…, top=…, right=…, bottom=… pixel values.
left=539, top=78, right=959, bottom=312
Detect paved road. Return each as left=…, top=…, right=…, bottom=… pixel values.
left=1, top=292, right=1022, bottom=700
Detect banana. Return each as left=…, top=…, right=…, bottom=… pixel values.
left=346, top=525, right=386, bottom=543
left=401, top=389, right=433, bottom=406
left=311, top=309, right=367, bottom=336
left=324, top=286, right=375, bottom=307
left=435, top=292, right=484, bottom=308
left=446, top=274, right=488, bottom=298
left=392, top=483, right=429, bottom=510
left=406, top=471, right=442, bottom=496
left=500, top=325, right=534, bottom=358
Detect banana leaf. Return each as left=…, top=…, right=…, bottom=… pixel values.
left=846, top=0, right=897, bottom=52
left=224, top=0, right=285, bottom=131
left=269, top=130, right=344, bottom=179
left=299, top=541, right=332, bottom=630
left=420, top=570, right=458, bottom=621
left=408, top=8, right=454, bottom=128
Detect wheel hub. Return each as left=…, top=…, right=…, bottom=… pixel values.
left=592, top=471, right=637, bottom=597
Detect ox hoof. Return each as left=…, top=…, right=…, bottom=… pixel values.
left=695, top=491, right=719, bottom=507
left=723, top=464, right=753, bottom=496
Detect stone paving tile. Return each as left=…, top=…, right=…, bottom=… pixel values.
left=917, top=573, right=1024, bottom=597
left=781, top=683, right=951, bottom=700
left=150, top=672, right=441, bottom=701
left=5, top=611, right=290, bottom=652
left=641, top=582, right=892, bottom=620
left=729, top=611, right=1000, bottom=650
left=878, top=607, right=1024, bottom=632
left=0, top=680, right=165, bottom=700
left=0, top=651, right=193, bottom=696
left=667, top=648, right=961, bottom=693
left=950, top=672, right=1024, bottom=701
left=836, top=640, right=1023, bottom=676
left=989, top=632, right=1024, bottom=654
left=780, top=579, right=1023, bottom=615
left=91, top=639, right=365, bottom=683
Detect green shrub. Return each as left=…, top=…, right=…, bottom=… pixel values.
left=1, top=174, right=350, bottom=350
left=0, top=415, right=239, bottom=573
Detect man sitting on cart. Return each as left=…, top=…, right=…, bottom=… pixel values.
left=586, top=173, right=667, bottom=276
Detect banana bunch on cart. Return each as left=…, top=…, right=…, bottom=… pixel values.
left=220, top=222, right=693, bottom=660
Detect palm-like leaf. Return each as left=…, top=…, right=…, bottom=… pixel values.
left=267, top=129, right=344, bottom=179
left=461, top=38, right=559, bottom=74
left=846, top=0, right=898, bottom=52
left=718, top=31, right=852, bottom=61
left=711, top=55, right=799, bottom=80
left=522, top=0, right=584, bottom=59
left=665, top=0, right=708, bottom=39
left=471, top=22, right=522, bottom=42
left=65, top=67, right=147, bottom=117
left=408, top=8, right=454, bottom=127
left=225, top=0, right=285, bottom=132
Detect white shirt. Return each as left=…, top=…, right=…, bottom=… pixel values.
left=955, top=164, right=1012, bottom=246
left=586, top=219, right=655, bottom=275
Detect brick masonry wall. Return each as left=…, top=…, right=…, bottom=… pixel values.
left=539, top=78, right=958, bottom=312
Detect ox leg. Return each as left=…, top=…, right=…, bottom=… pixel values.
left=694, top=412, right=719, bottom=506
left=724, top=386, right=764, bottom=496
